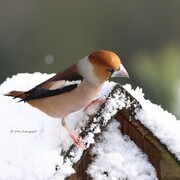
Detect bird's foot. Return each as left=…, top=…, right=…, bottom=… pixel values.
left=69, top=133, right=84, bottom=148
left=84, top=98, right=106, bottom=112
left=65, top=126, right=84, bottom=148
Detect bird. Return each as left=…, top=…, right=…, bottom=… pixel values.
left=5, top=50, right=129, bottom=147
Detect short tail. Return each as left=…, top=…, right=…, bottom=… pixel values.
left=4, top=91, right=28, bottom=101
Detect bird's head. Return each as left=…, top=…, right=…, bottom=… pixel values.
left=89, top=50, right=129, bottom=82
left=78, top=50, right=129, bottom=86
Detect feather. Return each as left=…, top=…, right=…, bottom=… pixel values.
left=5, top=64, right=84, bottom=102
left=23, top=83, right=80, bottom=102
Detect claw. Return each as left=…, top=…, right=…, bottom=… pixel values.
left=65, top=126, right=84, bottom=148
left=69, top=132, right=84, bottom=148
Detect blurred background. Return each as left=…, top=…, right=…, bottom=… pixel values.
left=1, top=0, right=180, bottom=118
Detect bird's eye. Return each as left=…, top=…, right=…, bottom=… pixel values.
left=107, top=67, right=114, bottom=74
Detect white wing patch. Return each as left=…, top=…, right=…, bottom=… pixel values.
left=49, top=80, right=82, bottom=90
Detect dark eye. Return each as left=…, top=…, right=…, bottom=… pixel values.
left=107, top=67, right=114, bottom=74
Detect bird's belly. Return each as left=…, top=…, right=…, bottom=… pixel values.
left=28, top=83, right=103, bottom=119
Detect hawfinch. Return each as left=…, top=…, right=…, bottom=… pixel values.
left=5, top=50, right=129, bottom=147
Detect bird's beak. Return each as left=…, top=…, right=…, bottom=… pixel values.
left=111, top=64, right=129, bottom=78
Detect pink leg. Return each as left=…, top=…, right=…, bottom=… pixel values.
left=84, top=98, right=106, bottom=111
left=65, top=126, right=84, bottom=148
left=62, top=118, right=83, bottom=148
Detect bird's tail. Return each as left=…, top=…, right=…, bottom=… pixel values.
left=4, top=91, right=28, bottom=101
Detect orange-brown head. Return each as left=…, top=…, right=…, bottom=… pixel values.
left=88, top=50, right=129, bottom=84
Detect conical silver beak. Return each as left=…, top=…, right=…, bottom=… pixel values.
left=111, top=64, right=129, bottom=78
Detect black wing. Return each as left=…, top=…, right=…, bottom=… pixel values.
left=22, top=65, right=83, bottom=102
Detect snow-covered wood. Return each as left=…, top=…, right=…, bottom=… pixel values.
left=57, top=84, right=180, bottom=179
left=116, top=112, right=180, bottom=180
left=54, top=84, right=141, bottom=178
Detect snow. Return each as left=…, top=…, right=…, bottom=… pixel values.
left=123, top=84, right=180, bottom=161
left=0, top=72, right=179, bottom=179
left=0, top=73, right=74, bottom=179
left=87, top=120, right=157, bottom=180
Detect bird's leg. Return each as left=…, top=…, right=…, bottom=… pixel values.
left=62, top=118, right=83, bottom=148
left=84, top=98, right=106, bottom=111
